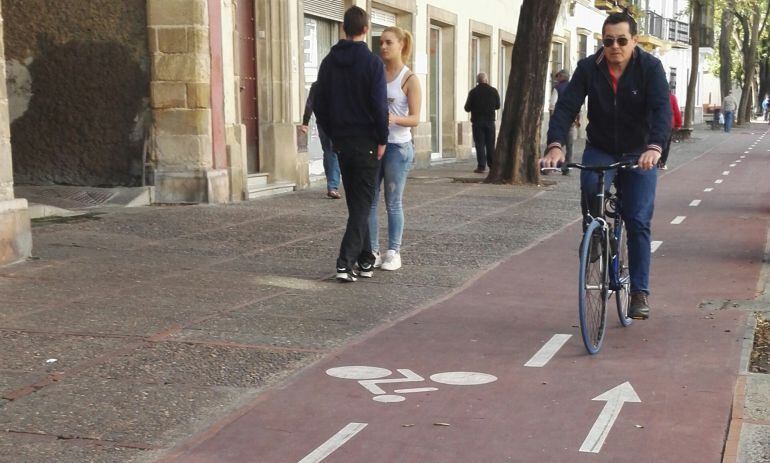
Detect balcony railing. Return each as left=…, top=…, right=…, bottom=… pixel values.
left=638, top=10, right=691, bottom=46
left=666, top=19, right=690, bottom=45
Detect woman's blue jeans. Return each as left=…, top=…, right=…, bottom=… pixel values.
left=318, top=126, right=340, bottom=190
left=580, top=145, right=657, bottom=295
left=368, top=141, right=414, bottom=252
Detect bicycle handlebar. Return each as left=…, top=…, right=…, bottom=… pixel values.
left=566, top=161, right=638, bottom=172
left=539, top=160, right=638, bottom=172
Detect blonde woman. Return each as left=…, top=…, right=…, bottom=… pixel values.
left=369, top=26, right=421, bottom=271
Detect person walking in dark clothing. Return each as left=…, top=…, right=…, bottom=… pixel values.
left=301, top=81, right=341, bottom=199
left=549, top=69, right=580, bottom=175
left=464, top=72, right=500, bottom=173
left=314, top=6, right=389, bottom=283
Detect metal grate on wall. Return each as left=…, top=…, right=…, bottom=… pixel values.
left=304, top=0, right=345, bottom=22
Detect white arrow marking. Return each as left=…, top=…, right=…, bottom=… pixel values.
left=579, top=382, right=641, bottom=453
left=650, top=241, right=663, bottom=253
left=525, top=334, right=572, bottom=367
left=689, top=200, right=701, bottom=207
left=671, top=216, right=686, bottom=225
left=299, top=423, right=368, bottom=463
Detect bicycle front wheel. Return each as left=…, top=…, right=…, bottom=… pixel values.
left=578, top=220, right=609, bottom=354
left=614, top=220, right=633, bottom=327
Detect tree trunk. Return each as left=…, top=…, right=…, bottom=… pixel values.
left=486, top=0, right=561, bottom=185
left=685, top=0, right=702, bottom=128
left=757, top=57, right=769, bottom=112
left=719, top=1, right=734, bottom=100
left=738, top=12, right=761, bottom=124
left=737, top=1, right=770, bottom=124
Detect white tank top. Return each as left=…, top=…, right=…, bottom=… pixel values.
left=386, top=66, right=412, bottom=144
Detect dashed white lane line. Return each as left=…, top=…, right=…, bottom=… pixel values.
left=723, top=171, right=730, bottom=175
left=524, top=334, right=572, bottom=368
left=671, top=216, right=686, bottom=225
left=742, top=155, right=747, bottom=158
left=704, top=188, right=714, bottom=192
left=690, top=200, right=701, bottom=207
left=299, top=423, right=368, bottom=463
left=745, top=151, right=750, bottom=154
left=715, top=179, right=724, bottom=184
left=730, top=163, right=737, bottom=167
left=651, top=241, right=663, bottom=253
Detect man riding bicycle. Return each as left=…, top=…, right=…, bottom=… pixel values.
left=541, top=12, right=672, bottom=320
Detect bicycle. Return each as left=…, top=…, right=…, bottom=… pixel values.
left=542, top=160, right=636, bottom=354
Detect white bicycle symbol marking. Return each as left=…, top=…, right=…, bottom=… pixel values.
left=326, top=366, right=498, bottom=403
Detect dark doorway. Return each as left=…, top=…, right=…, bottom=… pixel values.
left=237, top=0, right=259, bottom=173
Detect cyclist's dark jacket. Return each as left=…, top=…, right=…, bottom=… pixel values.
left=547, top=46, right=672, bottom=156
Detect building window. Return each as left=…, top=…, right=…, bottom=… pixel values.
left=578, top=34, right=588, bottom=60
left=471, top=36, right=480, bottom=88
left=550, top=41, right=564, bottom=76
left=303, top=16, right=337, bottom=84
left=499, top=42, right=513, bottom=95
left=371, top=8, right=397, bottom=57
left=669, top=67, right=677, bottom=92
left=470, top=32, right=491, bottom=90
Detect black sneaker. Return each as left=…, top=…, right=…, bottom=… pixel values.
left=357, top=262, right=374, bottom=278
left=629, top=292, right=650, bottom=320
left=335, top=268, right=358, bottom=282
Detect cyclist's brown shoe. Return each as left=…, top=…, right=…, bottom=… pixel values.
left=629, top=292, right=650, bottom=320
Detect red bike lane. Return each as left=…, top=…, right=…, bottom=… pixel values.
left=160, top=129, right=769, bottom=463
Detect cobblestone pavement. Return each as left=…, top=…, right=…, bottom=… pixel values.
left=0, top=126, right=757, bottom=462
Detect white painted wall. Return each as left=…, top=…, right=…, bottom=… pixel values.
left=414, top=0, right=520, bottom=122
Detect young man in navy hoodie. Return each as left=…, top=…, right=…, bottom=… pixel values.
left=314, top=6, right=389, bottom=282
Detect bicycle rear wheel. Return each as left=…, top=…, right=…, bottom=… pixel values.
left=578, top=220, right=609, bottom=354
left=614, top=220, right=633, bottom=327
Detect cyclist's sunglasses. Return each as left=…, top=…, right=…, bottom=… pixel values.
left=602, top=37, right=630, bottom=47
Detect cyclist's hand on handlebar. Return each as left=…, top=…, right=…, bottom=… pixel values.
left=638, top=149, right=661, bottom=170
left=540, top=146, right=565, bottom=170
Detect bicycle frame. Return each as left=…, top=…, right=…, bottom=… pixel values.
left=579, top=165, right=630, bottom=294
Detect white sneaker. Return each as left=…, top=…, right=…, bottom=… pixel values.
left=373, top=251, right=382, bottom=268
left=381, top=250, right=401, bottom=271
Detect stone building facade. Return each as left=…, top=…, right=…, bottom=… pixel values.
left=0, top=1, right=31, bottom=266
left=1, top=0, right=708, bottom=266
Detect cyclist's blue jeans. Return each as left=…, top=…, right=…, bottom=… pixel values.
left=580, top=144, right=657, bottom=295
left=369, top=141, right=414, bottom=252
left=319, top=126, right=340, bottom=191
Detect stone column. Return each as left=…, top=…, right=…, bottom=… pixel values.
left=0, top=2, right=32, bottom=266
left=148, top=0, right=229, bottom=203
left=255, top=0, right=308, bottom=187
